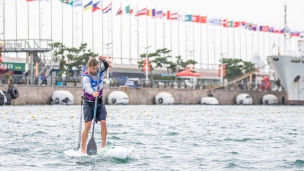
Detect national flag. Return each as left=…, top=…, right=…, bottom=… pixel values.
left=234, top=21, right=245, bottom=27
left=84, top=1, right=93, bottom=11
left=251, top=24, right=257, bottom=31
left=222, top=19, right=227, bottom=27
left=245, top=23, right=252, bottom=30
left=117, top=5, right=133, bottom=15
left=167, top=11, right=178, bottom=20
left=192, top=15, right=200, bottom=22
left=290, top=31, right=300, bottom=37
left=136, top=8, right=147, bottom=17
left=185, top=14, right=192, bottom=22
left=102, top=3, right=112, bottom=13
left=226, top=21, right=233, bottom=27
left=259, top=26, right=269, bottom=32
left=208, top=18, right=221, bottom=25
left=147, top=9, right=155, bottom=16
left=92, top=1, right=101, bottom=12
left=200, top=16, right=207, bottom=23
left=177, top=14, right=185, bottom=21
left=268, top=27, right=274, bottom=33
left=274, top=29, right=283, bottom=34
left=72, top=0, right=82, bottom=7
left=26, top=0, right=38, bottom=2
left=153, top=10, right=165, bottom=18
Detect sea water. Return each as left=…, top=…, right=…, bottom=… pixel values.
left=0, top=105, right=304, bottom=170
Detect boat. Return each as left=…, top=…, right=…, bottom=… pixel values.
left=266, top=5, right=304, bottom=104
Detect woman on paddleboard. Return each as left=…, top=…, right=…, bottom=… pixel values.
left=81, top=56, right=109, bottom=154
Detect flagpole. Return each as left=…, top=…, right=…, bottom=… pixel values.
left=257, top=24, right=259, bottom=55
left=111, top=0, right=113, bottom=63
left=62, top=3, right=63, bottom=44
left=213, top=17, right=216, bottom=67
left=227, top=24, right=229, bottom=58
left=220, top=18, right=223, bottom=59
left=200, top=14, right=202, bottom=68
left=192, top=14, right=194, bottom=61
left=27, top=1, right=29, bottom=44
left=81, top=0, right=83, bottom=44
left=92, top=4, right=94, bottom=52
left=155, top=8, right=156, bottom=52
left=15, top=0, right=17, bottom=43
left=170, top=11, right=172, bottom=62
left=39, top=0, right=40, bottom=44
left=185, top=12, right=187, bottom=60
left=129, top=4, right=131, bottom=64
left=177, top=11, right=180, bottom=57
left=263, top=27, right=265, bottom=61
left=245, top=25, right=247, bottom=61
left=51, top=0, right=53, bottom=63
left=163, top=8, right=165, bottom=55
left=252, top=29, right=254, bottom=56
left=120, top=2, right=122, bottom=64
left=101, top=0, right=103, bottom=55
left=239, top=23, right=241, bottom=59
left=207, top=16, right=209, bottom=68
left=233, top=20, right=235, bottom=58
left=72, top=4, right=74, bottom=47
left=137, top=5, right=139, bottom=61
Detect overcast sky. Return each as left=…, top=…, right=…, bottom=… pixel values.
left=0, top=0, right=303, bottom=68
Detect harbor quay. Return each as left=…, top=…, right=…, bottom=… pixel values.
left=1, top=84, right=287, bottom=105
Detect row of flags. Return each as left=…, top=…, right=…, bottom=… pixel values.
left=23, top=0, right=301, bottom=37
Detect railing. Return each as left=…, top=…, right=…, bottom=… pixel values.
left=0, top=39, right=53, bottom=52
left=0, top=74, right=284, bottom=92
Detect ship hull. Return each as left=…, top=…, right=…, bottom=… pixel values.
left=267, top=55, right=304, bottom=103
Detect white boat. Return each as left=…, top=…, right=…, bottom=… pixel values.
left=266, top=5, right=304, bottom=104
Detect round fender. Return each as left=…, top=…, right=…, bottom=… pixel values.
left=158, top=98, right=163, bottom=104
left=265, top=100, right=269, bottom=105
left=239, top=100, right=243, bottom=104
left=8, top=86, right=19, bottom=99
left=55, top=98, right=60, bottom=104
left=111, top=98, right=116, bottom=104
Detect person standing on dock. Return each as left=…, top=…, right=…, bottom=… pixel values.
left=81, top=56, right=109, bottom=154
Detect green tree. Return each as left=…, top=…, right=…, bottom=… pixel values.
left=52, top=42, right=98, bottom=76
left=221, top=58, right=255, bottom=80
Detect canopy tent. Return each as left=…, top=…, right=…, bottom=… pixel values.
left=176, top=69, right=201, bottom=77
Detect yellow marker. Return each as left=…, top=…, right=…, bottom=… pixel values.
left=45, top=116, right=49, bottom=119
left=71, top=115, right=74, bottom=118
left=32, top=115, right=35, bottom=118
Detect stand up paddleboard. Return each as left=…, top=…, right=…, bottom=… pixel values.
left=64, top=146, right=128, bottom=160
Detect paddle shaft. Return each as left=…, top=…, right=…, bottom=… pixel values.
left=87, top=61, right=102, bottom=155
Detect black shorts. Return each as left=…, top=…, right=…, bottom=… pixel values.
left=83, top=100, right=107, bottom=122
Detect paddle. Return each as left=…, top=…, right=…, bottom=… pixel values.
left=74, top=98, right=83, bottom=151
left=87, top=61, right=102, bottom=156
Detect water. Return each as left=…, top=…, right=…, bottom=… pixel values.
left=1, top=105, right=304, bottom=170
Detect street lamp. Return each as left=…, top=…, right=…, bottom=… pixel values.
left=144, top=46, right=151, bottom=83
left=218, top=53, right=227, bottom=85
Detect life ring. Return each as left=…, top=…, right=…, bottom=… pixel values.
left=8, top=86, right=19, bottom=99
left=158, top=98, right=163, bottom=104
left=55, top=98, right=60, bottom=104
left=111, top=98, right=116, bottom=104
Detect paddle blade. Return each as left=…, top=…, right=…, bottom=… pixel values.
left=87, top=137, right=97, bottom=155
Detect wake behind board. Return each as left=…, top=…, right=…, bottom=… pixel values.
left=64, top=146, right=128, bottom=160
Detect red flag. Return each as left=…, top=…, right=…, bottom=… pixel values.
left=222, top=19, right=227, bottom=27
left=192, top=15, right=200, bottom=22
left=200, top=16, right=207, bottom=23
left=26, top=0, right=38, bottom=2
